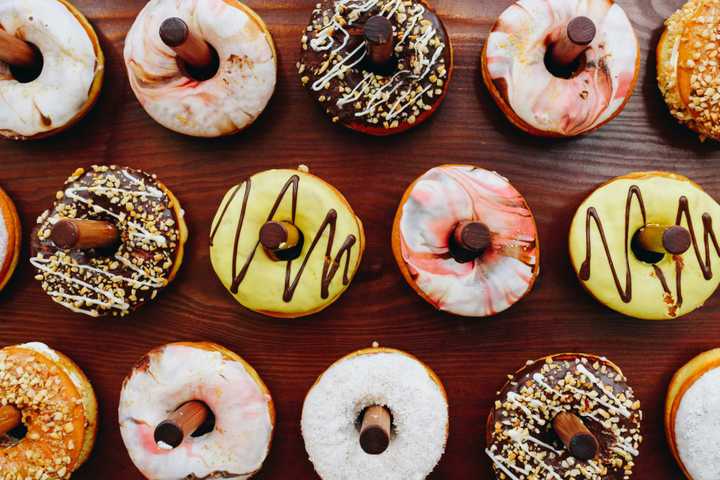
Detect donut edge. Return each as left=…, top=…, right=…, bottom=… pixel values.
left=0, top=185, right=21, bottom=292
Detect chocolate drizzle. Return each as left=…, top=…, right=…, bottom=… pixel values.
left=210, top=175, right=358, bottom=302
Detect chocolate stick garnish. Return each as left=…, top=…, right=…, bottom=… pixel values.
left=450, top=221, right=491, bottom=263
left=553, top=411, right=599, bottom=460
left=550, top=16, right=596, bottom=68
left=364, top=15, right=394, bottom=69
left=636, top=224, right=691, bottom=255
left=159, top=17, right=214, bottom=70
left=154, top=401, right=210, bottom=449
left=50, top=218, right=119, bottom=250
left=360, top=405, right=391, bottom=455
left=260, top=221, right=302, bottom=261
left=0, top=29, right=39, bottom=69
left=0, top=405, right=21, bottom=436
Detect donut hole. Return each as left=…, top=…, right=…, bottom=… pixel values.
left=8, top=42, right=43, bottom=84
left=176, top=44, right=220, bottom=82
left=355, top=406, right=394, bottom=439
left=631, top=230, right=665, bottom=264
left=361, top=54, right=398, bottom=77
left=191, top=404, right=215, bottom=438
left=0, top=417, right=27, bottom=447
left=544, top=46, right=587, bottom=79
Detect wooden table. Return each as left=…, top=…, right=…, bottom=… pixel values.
left=0, top=0, right=712, bottom=478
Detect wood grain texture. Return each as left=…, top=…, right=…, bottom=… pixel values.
left=0, top=0, right=713, bottom=478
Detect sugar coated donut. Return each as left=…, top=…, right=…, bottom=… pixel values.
left=119, top=342, right=275, bottom=480
left=124, top=0, right=277, bottom=137
left=31, top=165, right=188, bottom=317
left=0, top=0, right=104, bottom=140
left=298, top=0, right=453, bottom=135
left=0, top=185, right=20, bottom=292
left=0, top=342, right=98, bottom=480
left=391, top=165, right=540, bottom=317
left=666, top=348, right=720, bottom=480
left=486, top=353, right=643, bottom=480
left=658, top=0, right=720, bottom=141
left=210, top=166, right=365, bottom=318
left=482, top=0, right=639, bottom=137
left=569, top=172, right=720, bottom=320
left=301, top=346, right=449, bottom=480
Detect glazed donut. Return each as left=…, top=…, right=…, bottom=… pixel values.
left=486, top=353, right=643, bottom=480
left=119, top=342, right=275, bottom=480
left=301, top=346, right=449, bottom=479
left=658, top=0, right=720, bottom=141
left=482, top=0, right=639, bottom=137
left=666, top=348, right=720, bottom=479
left=391, top=165, right=540, bottom=317
left=569, top=172, right=720, bottom=320
left=30, top=165, right=188, bottom=317
left=209, top=166, right=365, bottom=318
left=124, top=0, right=277, bottom=137
left=0, top=342, right=98, bottom=480
left=298, top=0, right=453, bottom=135
left=0, top=0, right=104, bottom=140
left=0, top=185, right=20, bottom=292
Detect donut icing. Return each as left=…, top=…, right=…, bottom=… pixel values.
left=484, top=0, right=638, bottom=136
left=0, top=186, right=20, bottom=291
left=31, top=165, right=188, bottom=317
left=0, top=343, right=97, bottom=480
left=119, top=343, right=274, bottom=480
left=124, top=0, right=277, bottom=137
left=486, top=354, right=643, bottom=480
left=0, top=0, right=102, bottom=139
left=301, top=348, right=448, bottom=480
left=569, top=172, right=720, bottom=320
left=394, top=165, right=539, bottom=317
left=210, top=168, right=365, bottom=317
left=298, top=0, right=452, bottom=134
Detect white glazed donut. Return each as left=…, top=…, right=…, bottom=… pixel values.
left=119, top=342, right=275, bottom=480
left=482, top=0, right=639, bottom=137
left=124, top=0, right=277, bottom=137
left=301, top=347, right=449, bottom=480
left=0, top=0, right=104, bottom=140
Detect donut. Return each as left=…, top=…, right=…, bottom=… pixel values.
left=30, top=165, right=188, bottom=317
left=297, top=0, right=453, bottom=135
left=124, top=0, right=277, bottom=138
left=486, top=353, right=643, bottom=480
left=391, top=164, right=540, bottom=317
left=301, top=346, right=449, bottom=479
left=0, top=185, right=20, bottom=292
left=657, top=0, right=720, bottom=141
left=0, top=0, right=104, bottom=140
left=209, top=166, right=365, bottom=318
left=482, top=0, right=639, bottom=137
left=666, top=348, right=720, bottom=479
left=569, top=171, right=720, bottom=320
left=0, top=342, right=98, bottom=479
left=119, top=342, right=275, bottom=480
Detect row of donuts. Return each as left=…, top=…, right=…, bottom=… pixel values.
left=1, top=0, right=719, bottom=140
left=0, top=164, right=718, bottom=320
left=1, top=340, right=719, bottom=479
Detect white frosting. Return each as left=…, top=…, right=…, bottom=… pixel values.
left=124, top=0, right=276, bottom=137
left=0, top=207, right=7, bottom=274
left=0, top=0, right=99, bottom=137
left=301, top=351, right=448, bottom=480
left=675, top=366, right=720, bottom=479
left=119, top=344, right=274, bottom=480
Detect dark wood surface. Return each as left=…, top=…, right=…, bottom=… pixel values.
left=0, top=0, right=714, bottom=478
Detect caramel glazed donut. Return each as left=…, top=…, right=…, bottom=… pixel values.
left=298, top=0, right=453, bottom=135
left=486, top=354, right=643, bottom=480
left=392, top=165, right=540, bottom=317
left=666, top=348, right=720, bottom=479
left=30, top=165, right=188, bottom=318
left=0, top=0, right=104, bottom=140
left=482, top=0, right=639, bottom=137
left=569, top=172, right=720, bottom=320
left=0, top=342, right=98, bottom=480
left=210, top=166, right=365, bottom=318
left=0, top=185, right=20, bottom=292
left=658, top=0, right=720, bottom=141
left=119, top=342, right=275, bottom=480
left=301, top=347, right=449, bottom=480
left=124, top=0, right=277, bottom=137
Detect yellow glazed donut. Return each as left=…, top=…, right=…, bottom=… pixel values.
left=0, top=185, right=20, bottom=292
left=0, top=342, right=98, bottom=480
left=209, top=166, right=365, bottom=318
left=569, top=172, right=720, bottom=320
